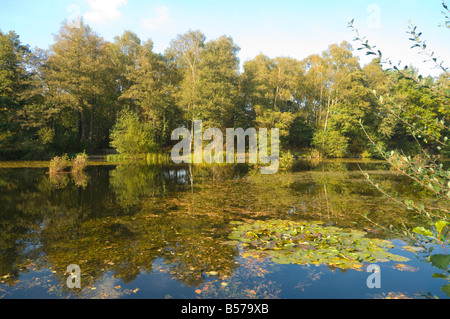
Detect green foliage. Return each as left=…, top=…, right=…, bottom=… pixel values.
left=146, top=152, right=171, bottom=165
left=106, top=153, right=132, bottom=162
left=279, top=150, right=294, bottom=171
left=412, top=220, right=450, bottom=296
left=312, top=130, right=348, bottom=158
left=413, top=220, right=449, bottom=250
left=110, top=110, right=158, bottom=155
left=196, top=36, right=241, bottom=131
left=287, top=116, right=314, bottom=148
left=0, top=16, right=449, bottom=161
left=120, top=38, right=181, bottom=145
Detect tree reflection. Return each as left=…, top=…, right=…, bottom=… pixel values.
left=0, top=162, right=443, bottom=298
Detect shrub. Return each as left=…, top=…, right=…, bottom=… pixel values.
left=71, top=152, right=88, bottom=173
left=280, top=150, right=295, bottom=171
left=110, top=110, right=159, bottom=155
left=49, top=154, right=70, bottom=174
left=312, top=130, right=348, bottom=158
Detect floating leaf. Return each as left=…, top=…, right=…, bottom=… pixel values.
left=441, top=284, right=450, bottom=297
left=431, top=273, right=448, bottom=279
left=228, top=219, right=410, bottom=271
left=394, top=263, right=419, bottom=272
left=402, top=245, right=425, bottom=253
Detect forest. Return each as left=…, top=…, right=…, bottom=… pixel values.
left=0, top=19, right=449, bottom=161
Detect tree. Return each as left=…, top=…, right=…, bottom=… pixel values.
left=302, top=41, right=368, bottom=156
left=45, top=19, right=113, bottom=150
left=0, top=30, right=31, bottom=158
left=106, top=30, right=142, bottom=110
left=165, top=30, right=206, bottom=132
left=121, top=39, right=180, bottom=146
left=196, top=35, right=241, bottom=131
left=240, top=54, right=303, bottom=143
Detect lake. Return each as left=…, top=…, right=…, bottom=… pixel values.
left=0, top=159, right=448, bottom=299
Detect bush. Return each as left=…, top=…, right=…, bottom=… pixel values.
left=312, top=130, right=348, bottom=158
left=49, top=154, right=70, bottom=174
left=110, top=110, right=159, bottom=155
left=71, top=152, right=88, bottom=173
left=280, top=150, right=295, bottom=171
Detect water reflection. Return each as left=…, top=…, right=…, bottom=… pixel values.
left=0, top=160, right=446, bottom=298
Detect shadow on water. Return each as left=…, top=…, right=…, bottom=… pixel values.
left=0, top=159, right=448, bottom=298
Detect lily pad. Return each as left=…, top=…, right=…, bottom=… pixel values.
left=229, top=219, right=410, bottom=271
left=401, top=245, right=426, bottom=253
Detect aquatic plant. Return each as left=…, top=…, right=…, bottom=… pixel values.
left=228, top=219, right=409, bottom=270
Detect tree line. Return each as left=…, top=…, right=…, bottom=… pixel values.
left=0, top=19, right=449, bottom=160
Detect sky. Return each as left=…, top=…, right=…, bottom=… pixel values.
left=0, top=0, right=448, bottom=76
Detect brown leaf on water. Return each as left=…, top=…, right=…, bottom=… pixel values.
left=380, top=292, right=412, bottom=299
left=394, top=263, right=419, bottom=272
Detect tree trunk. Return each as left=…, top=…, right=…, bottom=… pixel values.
left=79, top=107, right=86, bottom=142
left=89, top=107, right=94, bottom=152
left=89, top=108, right=93, bottom=144
left=324, top=95, right=331, bottom=133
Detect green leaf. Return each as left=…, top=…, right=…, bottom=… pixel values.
left=429, top=254, right=450, bottom=270
left=435, top=220, right=448, bottom=235
left=431, top=273, right=448, bottom=279
left=441, top=284, right=450, bottom=297
left=413, top=226, right=434, bottom=238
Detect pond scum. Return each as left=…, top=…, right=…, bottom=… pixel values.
left=227, top=219, right=410, bottom=271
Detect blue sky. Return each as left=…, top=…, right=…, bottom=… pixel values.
left=0, top=0, right=448, bottom=76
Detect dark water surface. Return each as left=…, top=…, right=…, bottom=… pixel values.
left=0, top=160, right=448, bottom=299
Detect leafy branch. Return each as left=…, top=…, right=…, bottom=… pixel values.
left=349, top=5, right=450, bottom=250
left=413, top=220, right=449, bottom=254
left=348, top=17, right=450, bottom=100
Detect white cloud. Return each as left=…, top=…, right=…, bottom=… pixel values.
left=142, top=6, right=170, bottom=30
left=84, top=0, right=127, bottom=24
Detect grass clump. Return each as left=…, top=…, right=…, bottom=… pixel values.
left=71, top=152, right=88, bottom=173
left=49, top=154, right=70, bottom=174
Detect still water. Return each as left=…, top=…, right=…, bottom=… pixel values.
left=0, top=160, right=448, bottom=299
